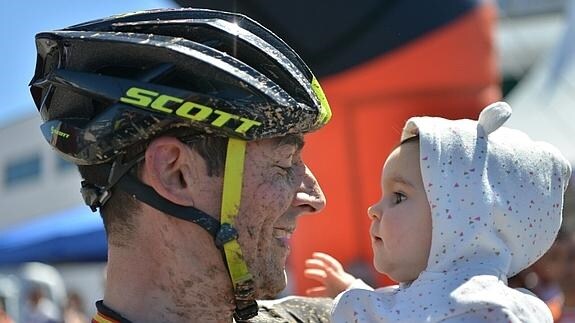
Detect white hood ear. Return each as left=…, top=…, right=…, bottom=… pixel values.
left=477, top=101, right=511, bottom=135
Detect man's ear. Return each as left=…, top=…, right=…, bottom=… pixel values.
left=141, top=136, right=197, bottom=206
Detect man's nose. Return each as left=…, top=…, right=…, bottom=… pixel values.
left=292, top=165, right=326, bottom=214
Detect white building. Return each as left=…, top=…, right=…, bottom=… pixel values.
left=0, top=114, right=84, bottom=228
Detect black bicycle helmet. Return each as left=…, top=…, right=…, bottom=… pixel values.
left=31, top=8, right=331, bottom=165
left=30, top=8, right=331, bottom=321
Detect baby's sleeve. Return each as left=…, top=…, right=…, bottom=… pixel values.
left=331, top=288, right=389, bottom=323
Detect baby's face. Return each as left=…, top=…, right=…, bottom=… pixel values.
left=368, top=140, right=432, bottom=283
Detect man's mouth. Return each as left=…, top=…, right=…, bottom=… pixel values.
left=273, top=227, right=294, bottom=247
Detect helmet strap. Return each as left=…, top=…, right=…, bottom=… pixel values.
left=220, top=138, right=258, bottom=321
left=115, top=174, right=221, bottom=235
left=81, top=154, right=144, bottom=212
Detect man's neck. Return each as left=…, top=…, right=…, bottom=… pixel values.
left=102, top=223, right=236, bottom=322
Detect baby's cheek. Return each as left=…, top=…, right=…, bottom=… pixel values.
left=383, top=218, right=408, bottom=246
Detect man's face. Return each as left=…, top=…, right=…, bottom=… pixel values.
left=368, top=141, right=432, bottom=283
left=233, top=135, right=326, bottom=297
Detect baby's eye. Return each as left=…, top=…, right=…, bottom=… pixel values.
left=393, top=192, right=407, bottom=205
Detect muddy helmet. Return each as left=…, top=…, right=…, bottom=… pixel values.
left=31, top=8, right=331, bottom=165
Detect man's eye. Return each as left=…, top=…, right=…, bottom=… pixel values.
left=393, top=192, right=406, bottom=205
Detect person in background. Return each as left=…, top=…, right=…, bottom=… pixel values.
left=558, top=231, right=575, bottom=322
left=63, top=291, right=88, bottom=323
left=509, top=229, right=570, bottom=321
left=0, top=298, right=14, bottom=323
left=23, top=286, right=60, bottom=323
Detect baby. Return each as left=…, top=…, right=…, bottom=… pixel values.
left=305, top=102, right=572, bottom=322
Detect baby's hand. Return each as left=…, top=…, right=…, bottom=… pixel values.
left=304, top=252, right=357, bottom=298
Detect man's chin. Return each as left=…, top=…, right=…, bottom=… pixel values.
left=256, top=269, right=287, bottom=299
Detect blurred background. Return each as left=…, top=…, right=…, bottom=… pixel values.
left=1, top=0, right=574, bottom=321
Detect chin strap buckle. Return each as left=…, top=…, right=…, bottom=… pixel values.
left=80, top=180, right=111, bottom=212
left=232, top=279, right=258, bottom=321
left=215, top=223, right=239, bottom=248
left=80, top=154, right=144, bottom=213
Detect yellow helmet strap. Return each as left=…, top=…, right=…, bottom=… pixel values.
left=218, top=137, right=258, bottom=321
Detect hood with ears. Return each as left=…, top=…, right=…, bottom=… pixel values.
left=331, top=102, right=570, bottom=323
left=401, top=101, right=571, bottom=278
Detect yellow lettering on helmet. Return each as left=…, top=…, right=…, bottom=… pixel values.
left=176, top=102, right=213, bottom=121
left=50, top=126, right=70, bottom=139
left=211, top=110, right=239, bottom=127
left=120, top=87, right=159, bottom=107
left=151, top=95, right=183, bottom=113
left=235, top=118, right=262, bottom=134
left=120, top=87, right=262, bottom=135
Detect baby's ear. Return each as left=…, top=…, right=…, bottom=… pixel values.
left=477, top=102, right=512, bottom=135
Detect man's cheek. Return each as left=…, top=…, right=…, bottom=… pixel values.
left=256, top=182, right=291, bottom=213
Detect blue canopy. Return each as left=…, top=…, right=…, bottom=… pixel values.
left=0, top=205, right=107, bottom=264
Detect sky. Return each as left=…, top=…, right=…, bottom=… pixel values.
left=0, top=0, right=177, bottom=128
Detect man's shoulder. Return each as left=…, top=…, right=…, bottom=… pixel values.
left=247, top=296, right=332, bottom=323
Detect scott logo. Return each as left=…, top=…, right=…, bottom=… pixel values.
left=120, top=87, right=261, bottom=134
left=51, top=126, right=70, bottom=139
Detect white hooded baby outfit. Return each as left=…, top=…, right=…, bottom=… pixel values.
left=331, top=102, right=572, bottom=322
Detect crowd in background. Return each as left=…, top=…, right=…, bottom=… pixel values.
left=0, top=288, right=87, bottom=323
